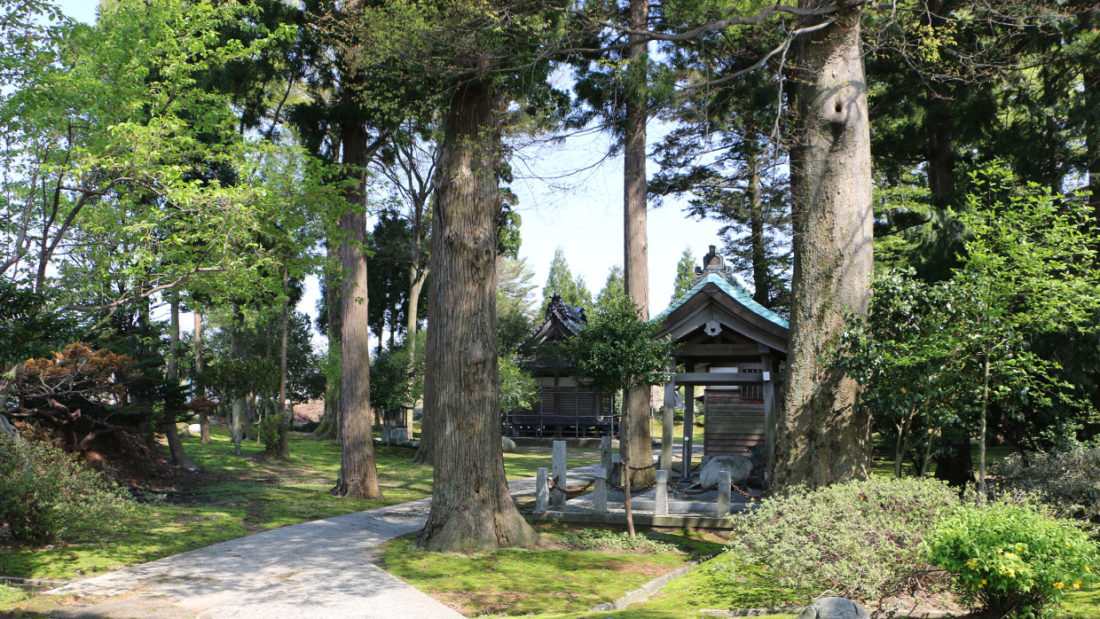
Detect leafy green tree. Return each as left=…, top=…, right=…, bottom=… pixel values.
left=565, top=294, right=675, bottom=536
left=540, top=248, right=592, bottom=314
left=498, top=353, right=537, bottom=417
left=951, top=168, right=1098, bottom=497
left=839, top=166, right=1100, bottom=497
left=370, top=331, right=426, bottom=421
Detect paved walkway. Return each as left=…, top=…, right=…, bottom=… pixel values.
left=45, top=469, right=590, bottom=619
left=48, top=497, right=461, bottom=618
left=45, top=451, right=703, bottom=618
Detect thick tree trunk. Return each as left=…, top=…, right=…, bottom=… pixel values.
left=194, top=312, right=210, bottom=443
left=331, top=96, right=383, bottom=500
left=622, top=0, right=654, bottom=487
left=772, top=2, right=873, bottom=490
left=164, top=295, right=195, bottom=469
left=416, top=80, right=538, bottom=551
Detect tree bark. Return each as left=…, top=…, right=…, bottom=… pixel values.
left=406, top=264, right=427, bottom=437
left=331, top=88, right=383, bottom=500
left=230, top=310, right=247, bottom=456
left=772, top=2, right=873, bottom=490
left=416, top=79, right=538, bottom=551
left=268, top=269, right=291, bottom=458
left=194, top=311, right=210, bottom=443
left=163, top=295, right=195, bottom=469
left=315, top=262, right=343, bottom=440
left=622, top=0, right=654, bottom=487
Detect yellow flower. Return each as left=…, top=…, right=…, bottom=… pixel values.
left=1086, top=565, right=1092, bottom=573
left=1074, top=580, right=1082, bottom=590
left=981, top=579, right=987, bottom=585
left=1016, top=544, right=1025, bottom=551
left=1054, top=582, right=1065, bottom=589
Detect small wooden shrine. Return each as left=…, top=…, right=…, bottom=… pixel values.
left=503, top=296, right=618, bottom=438
left=652, top=246, right=789, bottom=484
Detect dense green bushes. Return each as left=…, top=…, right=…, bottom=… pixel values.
left=0, top=436, right=135, bottom=543
left=926, top=501, right=1097, bottom=618
left=727, top=476, right=959, bottom=600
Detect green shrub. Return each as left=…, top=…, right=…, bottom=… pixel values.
left=0, top=436, right=136, bottom=543
left=925, top=501, right=1098, bottom=618
left=991, top=448, right=1100, bottom=522
left=259, top=410, right=288, bottom=453
left=560, top=528, right=679, bottom=553
left=726, top=476, right=959, bottom=600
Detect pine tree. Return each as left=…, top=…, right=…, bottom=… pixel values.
left=671, top=248, right=695, bottom=301
left=540, top=248, right=592, bottom=314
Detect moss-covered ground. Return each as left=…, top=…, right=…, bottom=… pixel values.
left=379, top=523, right=746, bottom=617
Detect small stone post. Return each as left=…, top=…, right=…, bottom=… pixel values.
left=535, top=467, right=549, bottom=514
left=611, top=454, right=621, bottom=487
left=655, top=469, right=669, bottom=516
left=600, top=435, right=612, bottom=481
left=593, top=468, right=608, bottom=513
left=717, top=471, right=731, bottom=517
left=552, top=440, right=567, bottom=509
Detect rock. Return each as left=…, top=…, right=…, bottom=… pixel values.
left=188, top=423, right=202, bottom=436
left=796, top=597, right=870, bottom=619
left=699, top=455, right=752, bottom=488
left=501, top=436, right=517, bottom=453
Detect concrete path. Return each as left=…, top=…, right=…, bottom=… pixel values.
left=44, top=464, right=603, bottom=619
left=47, top=497, right=462, bottom=619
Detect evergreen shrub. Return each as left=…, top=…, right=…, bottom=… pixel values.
left=925, top=501, right=1097, bottom=618
left=0, top=436, right=135, bottom=543
left=727, top=476, right=958, bottom=600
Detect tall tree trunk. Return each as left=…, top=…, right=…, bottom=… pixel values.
left=417, top=80, right=538, bottom=551
left=772, top=1, right=873, bottom=490
left=194, top=311, right=210, bottom=443
left=230, top=310, right=247, bottom=456
left=926, top=104, right=955, bottom=206
left=1086, top=26, right=1100, bottom=223
left=406, top=264, right=427, bottom=438
left=315, top=263, right=343, bottom=440
left=163, top=295, right=195, bottom=469
left=269, top=269, right=291, bottom=458
left=622, top=0, right=654, bottom=487
left=331, top=90, right=383, bottom=500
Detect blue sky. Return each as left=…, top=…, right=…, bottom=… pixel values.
left=56, top=0, right=727, bottom=323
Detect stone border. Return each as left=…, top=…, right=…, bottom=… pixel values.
left=590, top=561, right=699, bottom=611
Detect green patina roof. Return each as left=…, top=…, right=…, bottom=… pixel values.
left=651, top=272, right=789, bottom=330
